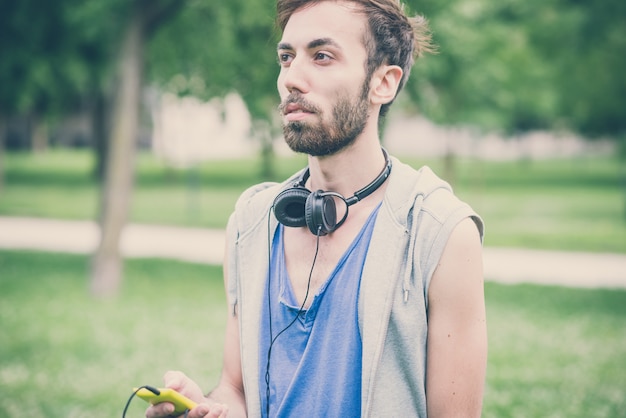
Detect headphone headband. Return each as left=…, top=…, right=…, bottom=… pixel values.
left=296, top=148, right=391, bottom=206
left=273, top=148, right=392, bottom=235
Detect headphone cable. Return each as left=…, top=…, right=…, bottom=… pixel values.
left=121, top=385, right=190, bottom=418
left=264, top=219, right=322, bottom=416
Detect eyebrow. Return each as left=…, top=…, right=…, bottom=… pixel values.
left=277, top=37, right=342, bottom=52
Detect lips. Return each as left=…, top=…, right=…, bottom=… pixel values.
left=284, top=102, right=310, bottom=115
left=281, top=100, right=316, bottom=122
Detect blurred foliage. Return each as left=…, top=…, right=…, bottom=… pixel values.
left=0, top=0, right=624, bottom=140
left=147, top=0, right=280, bottom=120
left=404, top=0, right=626, bottom=140
left=0, top=0, right=126, bottom=117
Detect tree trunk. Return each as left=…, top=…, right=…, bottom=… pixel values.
left=620, top=136, right=626, bottom=222
left=443, top=128, right=457, bottom=187
left=255, top=120, right=275, bottom=180
left=0, top=115, right=5, bottom=195
left=92, top=86, right=109, bottom=183
left=31, top=115, right=48, bottom=154
left=90, top=8, right=145, bottom=297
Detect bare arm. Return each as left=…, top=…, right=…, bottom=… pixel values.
left=146, top=243, right=247, bottom=418
left=426, top=217, right=487, bottom=417
left=207, top=283, right=247, bottom=417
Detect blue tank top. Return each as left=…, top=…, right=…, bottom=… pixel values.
left=259, top=205, right=381, bottom=417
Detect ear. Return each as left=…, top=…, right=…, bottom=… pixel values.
left=369, top=65, right=403, bottom=106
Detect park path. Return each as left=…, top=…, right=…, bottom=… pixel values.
left=1, top=216, right=625, bottom=289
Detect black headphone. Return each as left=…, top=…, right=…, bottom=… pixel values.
left=272, top=149, right=392, bottom=236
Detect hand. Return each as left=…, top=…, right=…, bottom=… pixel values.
left=145, top=371, right=229, bottom=418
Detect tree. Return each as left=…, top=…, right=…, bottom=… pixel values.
left=0, top=116, right=4, bottom=194
left=549, top=0, right=626, bottom=141
left=146, top=0, right=281, bottom=177
left=405, top=0, right=558, bottom=135
left=405, top=0, right=625, bottom=141
left=0, top=0, right=106, bottom=187
left=90, top=0, right=186, bottom=297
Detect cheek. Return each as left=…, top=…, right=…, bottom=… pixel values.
left=276, top=75, right=286, bottom=96
left=277, top=74, right=296, bottom=102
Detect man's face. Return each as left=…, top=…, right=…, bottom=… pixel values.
left=277, top=1, right=372, bottom=156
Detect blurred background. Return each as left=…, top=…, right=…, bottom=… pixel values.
left=0, top=0, right=625, bottom=416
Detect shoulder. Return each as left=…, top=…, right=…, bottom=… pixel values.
left=228, top=169, right=306, bottom=237
left=384, top=156, right=484, bottom=296
left=429, top=216, right=484, bottom=307
left=385, top=157, right=483, bottom=239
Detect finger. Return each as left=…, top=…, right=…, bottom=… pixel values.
left=188, top=404, right=210, bottom=418
left=208, top=403, right=229, bottom=418
left=216, top=404, right=230, bottom=418
left=188, top=403, right=228, bottom=418
left=145, top=402, right=175, bottom=418
left=163, top=370, right=187, bottom=389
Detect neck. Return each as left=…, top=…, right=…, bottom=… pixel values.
left=300, top=147, right=391, bottom=205
left=305, top=127, right=386, bottom=197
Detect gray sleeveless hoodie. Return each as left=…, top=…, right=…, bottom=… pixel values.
left=225, top=156, right=484, bottom=417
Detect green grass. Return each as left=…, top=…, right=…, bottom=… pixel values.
left=0, top=251, right=227, bottom=418
left=402, top=156, right=626, bottom=253
left=2, top=150, right=624, bottom=417
left=0, top=150, right=307, bottom=229
left=484, top=283, right=626, bottom=417
left=1, top=250, right=625, bottom=417
left=1, top=149, right=625, bottom=252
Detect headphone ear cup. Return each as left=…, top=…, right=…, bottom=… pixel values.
left=273, top=187, right=311, bottom=228
left=305, top=191, right=337, bottom=236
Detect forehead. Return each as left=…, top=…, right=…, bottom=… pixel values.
left=280, top=2, right=368, bottom=52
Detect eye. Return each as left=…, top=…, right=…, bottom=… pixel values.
left=277, top=52, right=293, bottom=67
left=314, top=52, right=333, bottom=63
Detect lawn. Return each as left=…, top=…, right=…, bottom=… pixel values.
left=1, top=149, right=625, bottom=253
left=0, top=251, right=226, bottom=418
left=1, top=251, right=625, bottom=417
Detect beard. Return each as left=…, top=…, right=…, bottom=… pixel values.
left=279, top=82, right=370, bottom=157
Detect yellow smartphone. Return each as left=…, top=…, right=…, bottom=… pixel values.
left=133, top=387, right=198, bottom=415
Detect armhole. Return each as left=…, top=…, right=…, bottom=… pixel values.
left=420, top=205, right=484, bottom=310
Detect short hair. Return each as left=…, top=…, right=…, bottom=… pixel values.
left=276, top=0, right=433, bottom=117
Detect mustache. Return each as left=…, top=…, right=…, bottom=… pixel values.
left=278, top=93, right=322, bottom=115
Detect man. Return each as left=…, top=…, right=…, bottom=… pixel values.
left=147, top=0, right=486, bottom=417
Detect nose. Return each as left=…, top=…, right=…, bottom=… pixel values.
left=278, top=57, right=310, bottom=95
